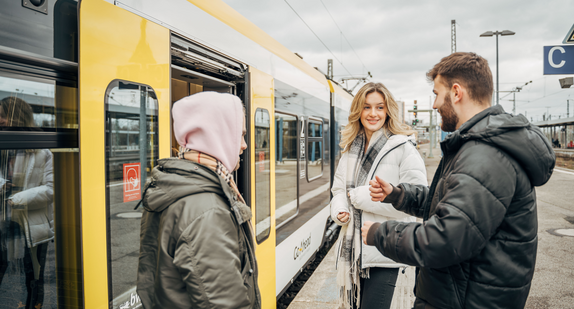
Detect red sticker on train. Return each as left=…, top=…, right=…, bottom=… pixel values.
left=258, top=151, right=265, bottom=172
left=123, top=163, right=141, bottom=203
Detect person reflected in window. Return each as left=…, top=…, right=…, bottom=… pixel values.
left=330, top=83, right=428, bottom=309
left=0, top=96, right=54, bottom=309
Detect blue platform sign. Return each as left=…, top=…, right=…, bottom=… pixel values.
left=544, top=45, right=574, bottom=75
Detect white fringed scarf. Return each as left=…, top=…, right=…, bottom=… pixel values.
left=336, top=129, right=389, bottom=309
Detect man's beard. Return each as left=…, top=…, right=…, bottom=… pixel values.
left=439, top=94, right=459, bottom=132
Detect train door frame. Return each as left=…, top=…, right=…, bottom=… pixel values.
left=169, top=33, right=251, bottom=204
left=329, top=90, right=336, bottom=197
left=0, top=51, right=83, bottom=308
left=78, top=0, right=171, bottom=307
left=249, top=66, right=276, bottom=309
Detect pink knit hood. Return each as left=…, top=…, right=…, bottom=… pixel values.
left=172, top=92, right=244, bottom=172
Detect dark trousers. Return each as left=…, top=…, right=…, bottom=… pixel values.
left=0, top=241, right=49, bottom=309
left=353, top=267, right=399, bottom=309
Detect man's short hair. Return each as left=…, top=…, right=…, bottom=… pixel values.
left=427, top=52, right=493, bottom=105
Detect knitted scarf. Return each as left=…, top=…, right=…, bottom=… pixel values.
left=0, top=150, right=28, bottom=264
left=178, top=147, right=246, bottom=204
left=336, top=129, right=389, bottom=309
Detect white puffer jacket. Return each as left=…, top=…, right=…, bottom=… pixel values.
left=0, top=149, right=54, bottom=248
left=330, top=134, right=427, bottom=268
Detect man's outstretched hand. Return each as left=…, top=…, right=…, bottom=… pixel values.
left=369, top=176, right=393, bottom=202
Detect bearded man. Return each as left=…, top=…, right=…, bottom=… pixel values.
left=361, top=52, right=555, bottom=309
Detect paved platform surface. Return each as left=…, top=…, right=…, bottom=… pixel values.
left=288, top=142, right=574, bottom=308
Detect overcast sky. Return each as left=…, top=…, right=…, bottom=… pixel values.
left=222, top=0, right=574, bottom=123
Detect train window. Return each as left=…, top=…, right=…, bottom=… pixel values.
left=104, top=80, right=158, bottom=308
left=275, top=112, right=298, bottom=228
left=307, top=119, right=323, bottom=181
left=0, top=74, right=77, bottom=130
left=0, top=72, right=82, bottom=307
left=254, top=108, right=271, bottom=243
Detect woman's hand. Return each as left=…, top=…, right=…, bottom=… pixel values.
left=337, top=212, right=350, bottom=223
left=361, top=221, right=375, bottom=245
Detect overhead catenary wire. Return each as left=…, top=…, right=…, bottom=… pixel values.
left=283, top=0, right=354, bottom=77
left=515, top=90, right=566, bottom=107
left=318, top=0, right=367, bottom=74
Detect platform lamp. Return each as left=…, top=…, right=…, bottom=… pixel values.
left=559, top=77, right=573, bottom=89
left=480, top=30, right=516, bottom=105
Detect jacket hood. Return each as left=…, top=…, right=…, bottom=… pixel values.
left=388, top=133, right=417, bottom=145
left=142, top=158, right=227, bottom=212
left=442, top=105, right=555, bottom=186
left=367, top=129, right=416, bottom=149
left=172, top=92, right=244, bottom=171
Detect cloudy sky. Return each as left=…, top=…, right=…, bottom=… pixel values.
left=222, top=0, right=574, bottom=124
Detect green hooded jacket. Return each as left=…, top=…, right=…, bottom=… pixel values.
left=136, top=158, right=261, bottom=309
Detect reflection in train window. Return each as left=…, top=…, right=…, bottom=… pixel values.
left=0, top=72, right=82, bottom=307
left=1, top=149, right=56, bottom=307
left=254, top=108, right=271, bottom=243
left=104, top=80, right=158, bottom=308
left=0, top=75, right=77, bottom=129
left=275, top=112, right=298, bottom=228
left=307, top=119, right=323, bottom=181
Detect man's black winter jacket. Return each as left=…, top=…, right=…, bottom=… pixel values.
left=366, top=105, right=555, bottom=309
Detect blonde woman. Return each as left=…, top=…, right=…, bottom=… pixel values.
left=331, top=83, right=427, bottom=308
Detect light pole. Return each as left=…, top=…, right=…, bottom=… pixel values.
left=480, top=30, right=516, bottom=105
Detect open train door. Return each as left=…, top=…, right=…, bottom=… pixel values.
left=78, top=1, right=170, bottom=308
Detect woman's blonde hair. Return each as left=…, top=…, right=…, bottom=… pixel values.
left=340, top=82, right=415, bottom=152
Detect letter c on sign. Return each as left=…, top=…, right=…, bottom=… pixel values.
left=549, top=46, right=566, bottom=69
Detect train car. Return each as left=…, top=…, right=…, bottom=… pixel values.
left=0, top=0, right=353, bottom=308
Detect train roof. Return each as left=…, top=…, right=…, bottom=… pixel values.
left=188, top=0, right=331, bottom=88
left=328, top=80, right=354, bottom=101
left=533, top=116, right=574, bottom=127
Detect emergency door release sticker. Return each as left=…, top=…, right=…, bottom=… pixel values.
left=259, top=151, right=265, bottom=172
left=123, top=163, right=141, bottom=203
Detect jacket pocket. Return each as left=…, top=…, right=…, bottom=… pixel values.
left=447, top=264, right=468, bottom=309
left=241, top=263, right=255, bottom=305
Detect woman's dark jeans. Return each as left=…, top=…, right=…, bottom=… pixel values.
left=353, top=267, right=399, bottom=309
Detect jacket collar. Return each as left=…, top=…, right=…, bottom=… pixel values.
left=440, top=105, right=504, bottom=155
left=215, top=168, right=252, bottom=225
left=141, top=158, right=252, bottom=225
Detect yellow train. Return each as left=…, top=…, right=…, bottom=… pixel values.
left=0, top=0, right=353, bottom=308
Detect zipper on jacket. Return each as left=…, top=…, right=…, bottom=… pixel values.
left=368, top=141, right=407, bottom=181
left=360, top=141, right=406, bottom=267
left=447, top=267, right=464, bottom=308
left=423, top=159, right=444, bottom=221
left=133, top=178, right=155, bottom=210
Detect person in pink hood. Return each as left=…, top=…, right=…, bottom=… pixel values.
left=136, top=92, right=261, bottom=309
